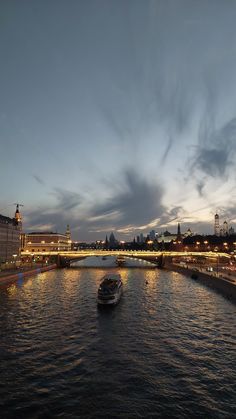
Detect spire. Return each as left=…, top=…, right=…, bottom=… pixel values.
left=109, top=232, right=116, bottom=245
left=66, top=224, right=71, bottom=240
left=214, top=212, right=220, bottom=236
left=105, top=235, right=109, bottom=249
left=14, top=203, right=23, bottom=227
left=177, top=223, right=181, bottom=236
left=176, top=222, right=182, bottom=243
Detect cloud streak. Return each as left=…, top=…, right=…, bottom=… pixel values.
left=192, top=117, right=236, bottom=180
left=25, top=168, right=168, bottom=240
left=91, top=168, right=165, bottom=227
left=33, top=175, right=45, bottom=186
left=52, top=188, right=82, bottom=211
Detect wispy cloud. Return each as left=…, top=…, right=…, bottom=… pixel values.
left=24, top=168, right=167, bottom=239
left=52, top=188, right=82, bottom=211
left=33, top=175, right=45, bottom=185
left=192, top=117, right=236, bottom=179
left=91, top=168, right=165, bottom=228
left=161, top=136, right=173, bottom=165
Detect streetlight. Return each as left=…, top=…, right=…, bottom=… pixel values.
left=30, top=253, right=34, bottom=268
left=12, top=254, right=17, bottom=269
left=217, top=253, right=219, bottom=277
left=120, top=241, right=125, bottom=250
left=223, top=242, right=229, bottom=253
left=147, top=240, right=153, bottom=251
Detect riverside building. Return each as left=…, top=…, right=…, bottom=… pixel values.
left=0, top=206, right=22, bottom=263
left=22, top=228, right=72, bottom=253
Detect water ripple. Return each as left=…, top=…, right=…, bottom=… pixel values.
left=0, top=267, right=235, bottom=418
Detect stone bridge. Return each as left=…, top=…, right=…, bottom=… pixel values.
left=21, top=250, right=231, bottom=268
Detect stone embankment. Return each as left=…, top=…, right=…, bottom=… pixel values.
left=0, top=264, right=57, bottom=285
left=166, top=263, right=236, bottom=304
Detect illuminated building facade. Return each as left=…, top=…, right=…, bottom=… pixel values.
left=22, top=231, right=72, bottom=253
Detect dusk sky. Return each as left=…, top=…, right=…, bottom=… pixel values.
left=1, top=0, right=236, bottom=241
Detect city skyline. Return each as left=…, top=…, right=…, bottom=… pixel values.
left=10, top=205, right=236, bottom=243
left=1, top=1, right=236, bottom=241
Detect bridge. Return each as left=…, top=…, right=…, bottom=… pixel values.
left=21, top=250, right=231, bottom=268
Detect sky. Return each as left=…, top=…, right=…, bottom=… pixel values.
left=1, top=0, right=236, bottom=242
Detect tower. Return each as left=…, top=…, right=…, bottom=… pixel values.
left=14, top=203, right=23, bottom=229
left=105, top=235, right=109, bottom=249
left=176, top=222, right=182, bottom=242
left=66, top=224, right=71, bottom=241
left=214, top=213, right=220, bottom=236
left=223, top=221, right=228, bottom=236
left=109, top=232, right=116, bottom=246
left=65, top=225, right=72, bottom=250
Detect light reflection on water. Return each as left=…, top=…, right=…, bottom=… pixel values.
left=0, top=262, right=235, bottom=418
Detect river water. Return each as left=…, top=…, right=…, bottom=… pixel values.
left=0, top=257, right=235, bottom=418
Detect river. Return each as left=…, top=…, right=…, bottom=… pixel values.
left=0, top=257, right=235, bottom=418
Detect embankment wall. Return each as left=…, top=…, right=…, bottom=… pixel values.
left=166, top=264, right=236, bottom=304
left=0, top=264, right=57, bottom=285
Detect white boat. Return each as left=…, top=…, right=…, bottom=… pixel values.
left=97, top=273, right=123, bottom=305
left=116, top=256, right=126, bottom=267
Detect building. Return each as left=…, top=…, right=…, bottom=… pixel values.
left=184, top=228, right=193, bottom=237
left=229, top=226, right=235, bottom=236
left=108, top=232, right=117, bottom=248
left=22, top=230, right=72, bottom=253
left=149, top=230, right=156, bottom=240
left=214, top=213, right=235, bottom=237
left=158, top=230, right=177, bottom=243
left=139, top=233, right=144, bottom=243
left=0, top=206, right=22, bottom=263
left=223, top=221, right=228, bottom=236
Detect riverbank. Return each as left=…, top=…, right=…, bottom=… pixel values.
left=0, top=264, right=57, bottom=285
left=166, top=263, right=236, bottom=304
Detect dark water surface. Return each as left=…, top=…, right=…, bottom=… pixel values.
left=0, top=263, right=235, bottom=418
